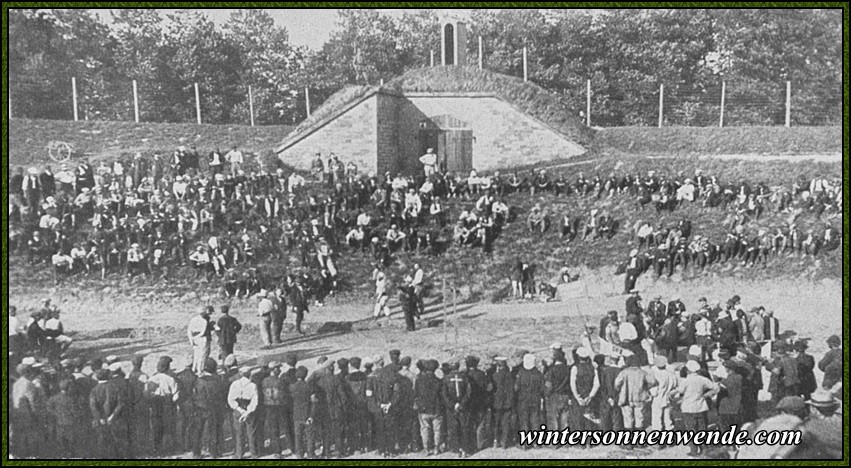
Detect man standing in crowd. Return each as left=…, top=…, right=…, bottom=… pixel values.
left=216, top=304, right=241, bottom=361
left=228, top=366, right=260, bottom=459
left=187, top=306, right=214, bottom=374
left=257, top=290, right=275, bottom=349
left=191, top=357, right=225, bottom=459
left=514, top=354, right=544, bottom=450
left=225, top=145, right=244, bottom=177
left=674, top=360, right=719, bottom=457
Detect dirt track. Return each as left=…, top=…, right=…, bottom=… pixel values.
left=9, top=269, right=842, bottom=460
left=12, top=269, right=841, bottom=378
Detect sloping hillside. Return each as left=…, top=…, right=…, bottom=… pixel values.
left=8, top=119, right=293, bottom=168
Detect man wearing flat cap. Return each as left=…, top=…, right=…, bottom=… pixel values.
left=490, top=357, right=515, bottom=449
left=367, top=353, right=400, bottom=456
left=315, top=359, right=347, bottom=458
left=191, top=358, right=225, bottom=458
left=147, top=356, right=180, bottom=455
left=259, top=361, right=289, bottom=458
left=817, top=335, right=841, bottom=392
left=89, top=365, right=129, bottom=458
left=395, top=356, right=419, bottom=453
left=543, top=345, right=570, bottom=440
left=216, top=304, right=241, bottom=361
left=414, top=359, right=445, bottom=455
left=228, top=366, right=260, bottom=458
left=443, top=360, right=473, bottom=457
left=766, top=341, right=800, bottom=404
left=345, top=357, right=370, bottom=454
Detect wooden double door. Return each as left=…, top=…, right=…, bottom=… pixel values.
left=419, top=115, right=473, bottom=174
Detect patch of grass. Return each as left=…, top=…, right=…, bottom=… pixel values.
left=594, top=126, right=841, bottom=156
left=9, top=118, right=293, bottom=169
left=384, top=66, right=594, bottom=146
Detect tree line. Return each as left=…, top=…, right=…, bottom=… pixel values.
left=8, top=9, right=842, bottom=126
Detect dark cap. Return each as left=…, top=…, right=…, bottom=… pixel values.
left=285, top=353, right=298, bottom=367
left=389, top=349, right=401, bottom=358
left=204, top=358, right=218, bottom=373
left=399, top=356, right=412, bottom=367
left=793, top=340, right=809, bottom=352
left=295, top=366, right=308, bottom=380
left=776, top=396, right=806, bottom=413
left=337, top=358, right=350, bottom=370
left=349, top=356, right=362, bottom=368
left=465, top=355, right=480, bottom=368
left=827, top=335, right=840, bottom=346
left=96, top=369, right=111, bottom=381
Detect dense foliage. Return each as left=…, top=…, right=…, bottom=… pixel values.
left=9, top=9, right=842, bottom=126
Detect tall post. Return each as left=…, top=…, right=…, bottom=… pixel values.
left=430, top=50, right=434, bottom=67
left=194, top=82, right=201, bottom=124
left=719, top=81, right=726, bottom=128
left=305, top=87, right=311, bottom=118
left=586, top=79, right=591, bottom=127
left=522, top=46, right=528, bottom=82
left=785, top=80, right=791, bottom=127
left=132, top=79, right=140, bottom=123
left=442, top=278, right=447, bottom=343
left=71, top=77, right=79, bottom=122
left=658, top=83, right=664, bottom=128
left=452, top=282, right=458, bottom=345
left=248, top=85, right=255, bottom=127
left=478, top=36, right=483, bottom=70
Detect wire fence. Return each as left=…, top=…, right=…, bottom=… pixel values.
left=10, top=73, right=842, bottom=128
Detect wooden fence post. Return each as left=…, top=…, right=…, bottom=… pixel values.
left=72, top=77, right=79, bottom=121
left=194, top=82, right=201, bottom=124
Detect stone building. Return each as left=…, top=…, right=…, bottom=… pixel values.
left=276, top=20, right=589, bottom=175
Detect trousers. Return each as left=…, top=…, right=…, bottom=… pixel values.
left=418, top=413, right=443, bottom=451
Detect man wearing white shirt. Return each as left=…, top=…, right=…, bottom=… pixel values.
left=228, top=367, right=259, bottom=459
left=187, top=307, right=214, bottom=374
left=411, top=263, right=425, bottom=318
left=225, top=146, right=244, bottom=177
left=287, top=172, right=305, bottom=194
left=419, top=148, right=437, bottom=177
left=44, top=308, right=73, bottom=354
left=147, top=356, right=180, bottom=454
left=257, top=290, right=275, bottom=348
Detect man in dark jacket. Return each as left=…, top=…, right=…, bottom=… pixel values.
left=289, top=367, right=315, bottom=459
left=595, top=353, right=623, bottom=432
left=818, top=335, right=842, bottom=391
left=490, top=357, right=515, bottom=448
left=413, top=359, right=445, bottom=455
left=316, top=360, right=349, bottom=457
left=216, top=305, right=242, bottom=360
left=260, top=362, right=290, bottom=458
left=443, top=361, right=473, bottom=456
left=543, top=346, right=571, bottom=438
left=514, top=354, right=545, bottom=450
left=191, top=358, right=225, bottom=459
left=345, top=357, right=370, bottom=453
left=465, top=355, right=492, bottom=452
left=367, top=357, right=401, bottom=457
left=89, top=368, right=128, bottom=458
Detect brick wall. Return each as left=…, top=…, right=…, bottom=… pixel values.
left=278, top=92, right=586, bottom=174
left=375, top=93, right=400, bottom=174
left=277, top=95, right=378, bottom=173
left=397, top=95, right=586, bottom=172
